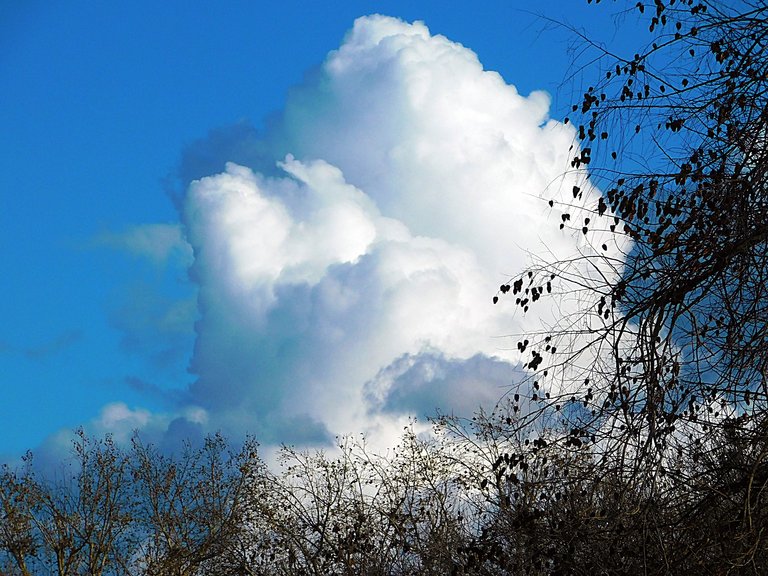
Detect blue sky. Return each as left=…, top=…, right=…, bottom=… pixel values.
left=1, top=1, right=642, bottom=461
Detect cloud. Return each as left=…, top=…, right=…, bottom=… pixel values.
left=97, top=223, right=197, bottom=379
left=19, top=402, right=209, bottom=472
left=365, top=351, right=527, bottom=417
left=169, top=14, right=611, bottom=451
left=95, top=223, right=193, bottom=266
left=26, top=15, right=619, bottom=461
left=167, top=121, right=277, bottom=208
left=24, top=329, right=83, bottom=361
left=108, top=284, right=196, bottom=373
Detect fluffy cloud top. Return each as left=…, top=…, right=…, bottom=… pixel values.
left=168, top=14, right=606, bottom=449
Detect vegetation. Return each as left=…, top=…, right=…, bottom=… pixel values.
left=495, top=0, right=768, bottom=571
left=3, top=1, right=767, bottom=574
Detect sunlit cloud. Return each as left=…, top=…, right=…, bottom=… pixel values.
left=173, top=14, right=604, bottom=449
left=26, top=14, right=614, bottom=460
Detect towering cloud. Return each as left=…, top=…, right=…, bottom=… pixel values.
left=171, top=14, right=606, bottom=449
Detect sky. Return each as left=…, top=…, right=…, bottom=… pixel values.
left=1, top=1, right=645, bottom=463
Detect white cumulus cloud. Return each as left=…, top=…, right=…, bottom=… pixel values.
left=171, top=14, right=609, bottom=449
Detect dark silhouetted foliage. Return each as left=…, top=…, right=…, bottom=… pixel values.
left=494, top=0, right=768, bottom=573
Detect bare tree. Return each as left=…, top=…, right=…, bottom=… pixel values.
left=0, top=431, right=133, bottom=576
left=493, top=0, right=768, bottom=572
left=0, top=458, right=37, bottom=576
left=128, top=433, right=262, bottom=576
